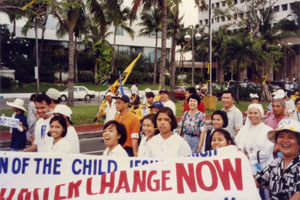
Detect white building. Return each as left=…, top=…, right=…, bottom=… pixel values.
left=197, top=0, right=300, bottom=82
left=0, top=1, right=171, bottom=63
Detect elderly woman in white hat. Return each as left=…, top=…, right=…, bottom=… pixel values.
left=6, top=99, right=28, bottom=151
left=255, top=119, right=300, bottom=200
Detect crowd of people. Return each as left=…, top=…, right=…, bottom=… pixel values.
left=5, top=84, right=300, bottom=200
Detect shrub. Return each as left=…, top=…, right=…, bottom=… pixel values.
left=0, top=76, right=16, bottom=90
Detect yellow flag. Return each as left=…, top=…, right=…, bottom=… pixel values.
left=110, top=53, right=142, bottom=94
left=262, top=73, right=269, bottom=86
left=207, top=63, right=210, bottom=74
left=22, top=0, right=35, bottom=10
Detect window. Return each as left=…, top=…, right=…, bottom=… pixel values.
left=273, top=5, right=279, bottom=12
left=221, top=16, right=225, bottom=22
left=290, top=3, right=296, bottom=10
left=212, top=3, right=214, bottom=9
left=240, top=0, right=245, bottom=3
left=199, top=20, right=203, bottom=25
left=216, top=17, right=220, bottom=23
left=116, top=25, right=124, bottom=35
left=200, top=6, right=204, bottom=11
left=205, top=19, right=208, bottom=24
left=222, top=1, right=225, bottom=7
left=227, top=16, right=231, bottom=21
left=79, top=87, right=86, bottom=92
left=234, top=0, right=238, bottom=4
left=212, top=18, right=214, bottom=24
left=234, top=14, right=238, bottom=20
left=282, top=4, right=288, bottom=11
left=239, top=13, right=244, bottom=18
left=149, top=31, right=162, bottom=38
left=216, top=2, right=220, bottom=8
left=117, top=45, right=130, bottom=53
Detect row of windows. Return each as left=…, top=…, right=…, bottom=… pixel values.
left=199, top=2, right=295, bottom=25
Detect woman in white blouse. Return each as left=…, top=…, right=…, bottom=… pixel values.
left=145, top=107, right=192, bottom=157
left=47, top=116, right=71, bottom=153
left=235, top=103, right=274, bottom=173
left=138, top=114, right=159, bottom=157
left=102, top=120, right=128, bottom=157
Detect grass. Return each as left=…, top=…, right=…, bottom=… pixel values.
left=0, top=100, right=267, bottom=132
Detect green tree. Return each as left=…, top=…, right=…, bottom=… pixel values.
left=138, top=6, right=161, bottom=85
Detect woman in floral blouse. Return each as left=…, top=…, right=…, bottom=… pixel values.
left=181, top=94, right=206, bottom=153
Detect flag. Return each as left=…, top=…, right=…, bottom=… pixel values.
left=110, top=53, right=142, bottom=94
left=119, top=72, right=125, bottom=95
left=207, top=63, right=210, bottom=74
left=22, top=0, right=35, bottom=10
left=262, top=73, right=268, bottom=86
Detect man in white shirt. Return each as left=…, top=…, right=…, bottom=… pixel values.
left=221, top=91, right=243, bottom=138
left=104, top=92, right=117, bottom=123
left=159, top=89, right=176, bottom=115
left=130, top=83, right=139, bottom=96
left=23, top=94, right=53, bottom=152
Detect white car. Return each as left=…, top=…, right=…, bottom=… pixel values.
left=60, top=86, right=96, bottom=102
left=100, top=87, right=132, bottom=101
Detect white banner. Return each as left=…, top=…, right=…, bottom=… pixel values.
left=0, top=115, right=19, bottom=128
left=0, top=146, right=260, bottom=200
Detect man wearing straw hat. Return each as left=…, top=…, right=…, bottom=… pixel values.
left=23, top=94, right=53, bottom=152
left=255, top=119, right=300, bottom=200
left=6, top=99, right=28, bottom=151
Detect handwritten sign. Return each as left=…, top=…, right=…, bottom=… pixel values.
left=0, top=115, right=19, bottom=128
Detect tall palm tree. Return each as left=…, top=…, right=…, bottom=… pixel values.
left=138, top=6, right=161, bottom=85
left=105, top=3, right=134, bottom=74
left=51, top=0, right=85, bottom=106
left=132, top=0, right=168, bottom=89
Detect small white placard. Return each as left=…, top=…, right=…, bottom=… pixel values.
left=0, top=116, right=19, bottom=128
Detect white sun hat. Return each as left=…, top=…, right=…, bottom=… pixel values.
left=6, top=98, right=27, bottom=112
left=46, top=88, right=61, bottom=100
left=52, top=104, right=72, bottom=118
left=267, top=119, right=300, bottom=143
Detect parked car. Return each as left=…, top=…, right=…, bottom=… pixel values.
left=100, top=87, right=132, bottom=100
left=174, top=86, right=187, bottom=100
left=60, top=86, right=96, bottom=102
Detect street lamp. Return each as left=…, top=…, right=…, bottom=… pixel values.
left=184, top=27, right=201, bottom=86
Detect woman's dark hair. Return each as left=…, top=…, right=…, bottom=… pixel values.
left=53, top=98, right=61, bottom=104
left=295, top=97, right=300, bottom=106
left=132, top=95, right=141, bottom=109
left=54, top=113, right=73, bottom=125
left=187, top=94, right=201, bottom=106
left=142, top=114, right=159, bottom=135
left=47, top=115, right=68, bottom=137
left=14, top=107, right=25, bottom=114
left=30, top=94, right=37, bottom=101
left=155, top=107, right=178, bottom=131
left=208, top=128, right=235, bottom=150
left=103, top=120, right=127, bottom=145
left=211, top=110, right=228, bottom=128
left=186, top=87, right=197, bottom=95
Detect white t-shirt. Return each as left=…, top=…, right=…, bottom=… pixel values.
left=49, top=138, right=71, bottom=153
left=145, top=133, right=192, bottom=157
left=34, top=117, right=53, bottom=152
left=103, top=144, right=128, bottom=157
left=138, top=136, right=150, bottom=157
left=104, top=100, right=117, bottom=123
left=131, top=84, right=138, bottom=95
left=65, top=126, right=80, bottom=154
left=162, top=100, right=176, bottom=115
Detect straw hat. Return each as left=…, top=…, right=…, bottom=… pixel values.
left=6, top=98, right=27, bottom=112
left=268, top=119, right=300, bottom=143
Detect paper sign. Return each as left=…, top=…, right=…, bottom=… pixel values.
left=0, top=115, right=19, bottom=128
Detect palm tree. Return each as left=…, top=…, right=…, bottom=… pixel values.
left=51, top=0, right=85, bottom=106
left=138, top=6, right=161, bottom=85
left=105, top=2, right=134, bottom=74
left=132, top=0, right=168, bottom=89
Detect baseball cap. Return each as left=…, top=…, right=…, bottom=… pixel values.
left=267, top=119, right=300, bottom=143
left=52, top=104, right=72, bottom=118
left=145, top=88, right=152, bottom=93
left=149, top=101, right=164, bottom=109
left=113, top=95, right=130, bottom=103
left=46, top=88, right=61, bottom=100
left=159, top=89, right=169, bottom=94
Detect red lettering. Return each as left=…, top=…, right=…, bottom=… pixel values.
left=176, top=163, right=197, bottom=194
left=86, top=177, right=97, bottom=195
left=213, top=158, right=243, bottom=190
left=132, top=170, right=146, bottom=192
left=196, top=161, right=218, bottom=191
left=54, top=184, right=66, bottom=200
left=147, top=171, right=160, bottom=192
left=100, top=173, right=115, bottom=194
left=67, top=180, right=82, bottom=198
left=115, top=171, right=131, bottom=193
left=33, top=188, right=40, bottom=200
left=17, top=189, right=31, bottom=200
left=43, top=188, right=49, bottom=200
left=161, top=170, right=172, bottom=191
left=0, top=188, right=16, bottom=200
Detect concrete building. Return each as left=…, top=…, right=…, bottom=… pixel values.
left=197, top=0, right=300, bottom=83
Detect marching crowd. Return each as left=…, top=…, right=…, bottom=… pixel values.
left=5, top=85, right=300, bottom=200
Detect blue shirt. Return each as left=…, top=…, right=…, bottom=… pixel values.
left=10, top=113, right=28, bottom=149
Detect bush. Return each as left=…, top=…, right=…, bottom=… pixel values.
left=78, top=71, right=94, bottom=83
left=0, top=76, right=16, bottom=90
